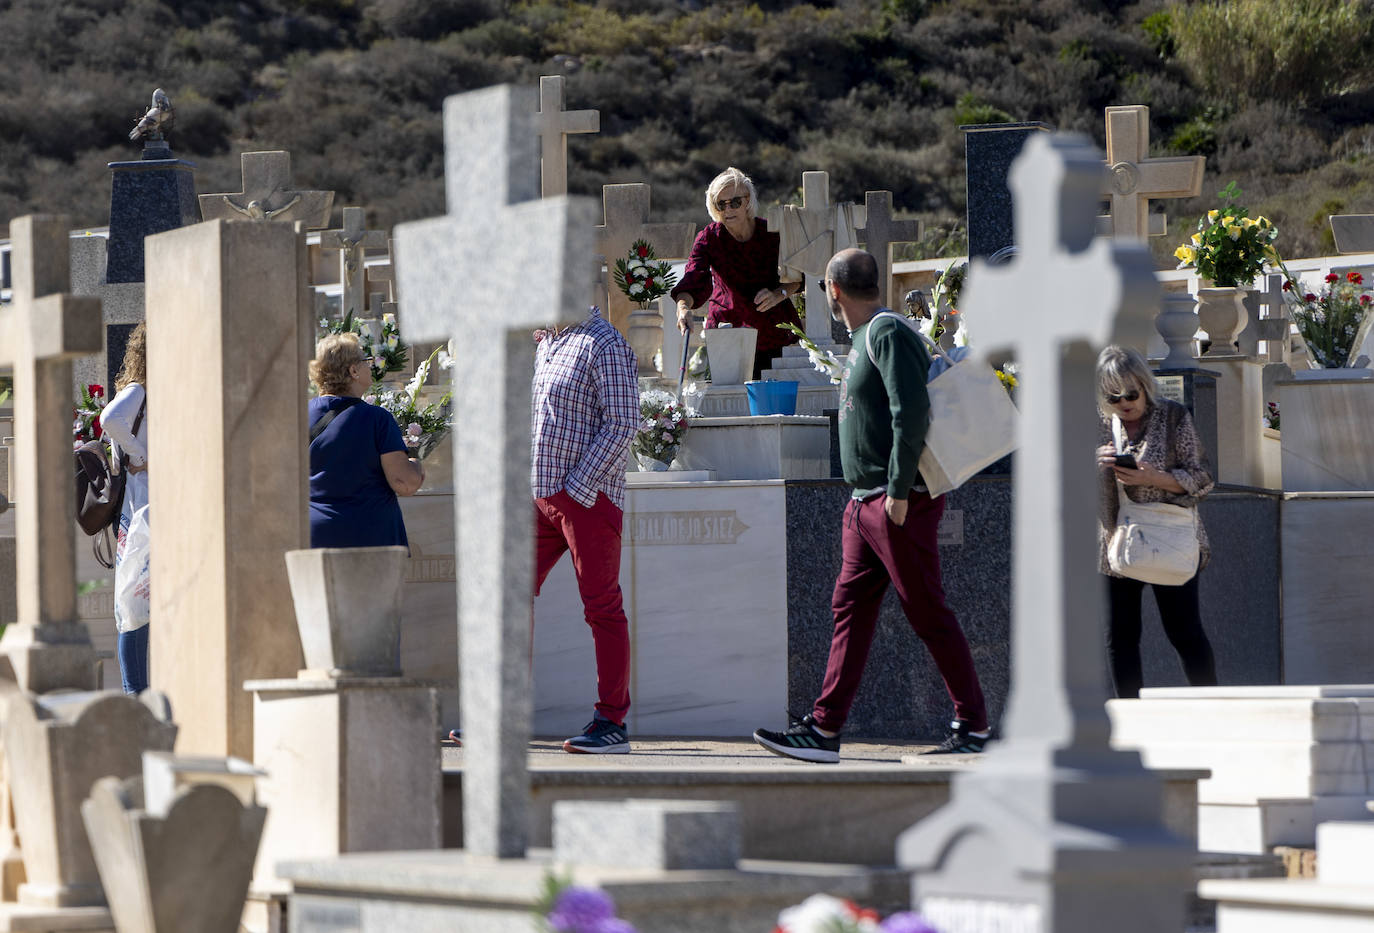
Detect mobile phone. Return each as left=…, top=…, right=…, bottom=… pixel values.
left=1113, top=453, right=1138, bottom=469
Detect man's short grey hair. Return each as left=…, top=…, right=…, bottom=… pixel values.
left=1096, top=344, right=1158, bottom=414
left=826, top=249, right=880, bottom=302
left=705, top=167, right=758, bottom=223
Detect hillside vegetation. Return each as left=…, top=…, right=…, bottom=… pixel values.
left=4, top=0, right=1374, bottom=268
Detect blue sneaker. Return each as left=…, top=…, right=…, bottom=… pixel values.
left=563, top=717, right=630, bottom=754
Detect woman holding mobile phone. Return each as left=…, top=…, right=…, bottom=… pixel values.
left=1094, top=345, right=1218, bottom=698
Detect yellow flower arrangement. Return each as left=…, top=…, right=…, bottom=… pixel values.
left=1175, top=182, right=1279, bottom=287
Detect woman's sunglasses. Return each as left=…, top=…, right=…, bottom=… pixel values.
left=1106, top=390, right=1140, bottom=405
left=715, top=195, right=748, bottom=211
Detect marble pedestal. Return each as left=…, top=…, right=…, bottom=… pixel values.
left=245, top=678, right=440, bottom=885
left=674, top=416, right=830, bottom=480
left=1109, top=686, right=1374, bottom=853
left=1205, top=354, right=1270, bottom=488
left=692, top=384, right=839, bottom=418
left=1278, top=372, right=1374, bottom=491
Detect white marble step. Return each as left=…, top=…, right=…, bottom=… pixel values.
left=1110, top=697, right=1374, bottom=743
left=1204, top=877, right=1374, bottom=933
left=1318, top=821, right=1374, bottom=885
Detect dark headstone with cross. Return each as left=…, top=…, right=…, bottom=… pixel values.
left=393, top=84, right=597, bottom=859
left=0, top=216, right=103, bottom=693
left=198, top=151, right=334, bottom=229
left=897, top=134, right=1191, bottom=932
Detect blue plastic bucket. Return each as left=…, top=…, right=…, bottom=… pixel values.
left=746, top=380, right=800, bottom=416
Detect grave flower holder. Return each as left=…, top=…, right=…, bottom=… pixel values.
left=702, top=325, right=757, bottom=386
left=1197, top=284, right=1250, bottom=357
left=285, top=547, right=408, bottom=677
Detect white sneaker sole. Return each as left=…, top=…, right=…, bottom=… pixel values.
left=563, top=740, right=631, bottom=754
left=753, top=731, right=839, bottom=764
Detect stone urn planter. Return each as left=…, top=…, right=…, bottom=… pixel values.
left=285, top=546, right=408, bottom=677
left=1155, top=292, right=1201, bottom=369
left=1197, top=285, right=1251, bottom=357
left=627, top=304, right=664, bottom=377
left=703, top=325, right=757, bottom=386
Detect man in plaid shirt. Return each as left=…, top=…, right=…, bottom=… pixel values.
left=531, top=306, right=641, bottom=753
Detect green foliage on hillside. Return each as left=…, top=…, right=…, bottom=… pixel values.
left=4, top=0, right=1374, bottom=266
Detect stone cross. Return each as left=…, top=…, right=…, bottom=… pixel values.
left=0, top=216, right=102, bottom=694
left=535, top=75, right=599, bottom=199
left=897, top=134, right=1190, bottom=932
left=592, top=184, right=696, bottom=338
left=367, top=239, right=398, bottom=303
left=858, top=191, right=922, bottom=309
left=774, top=171, right=855, bottom=347
left=1099, top=105, right=1205, bottom=240
left=319, top=207, right=389, bottom=322
left=393, top=84, right=597, bottom=859
left=1240, top=272, right=1288, bottom=362
left=198, top=151, right=335, bottom=228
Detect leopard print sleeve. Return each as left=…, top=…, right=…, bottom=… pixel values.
left=1162, top=400, right=1214, bottom=504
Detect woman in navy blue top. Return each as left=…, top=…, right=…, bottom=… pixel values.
left=308, top=333, right=425, bottom=548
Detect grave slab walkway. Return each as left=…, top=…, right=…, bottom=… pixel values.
left=438, top=738, right=1205, bottom=867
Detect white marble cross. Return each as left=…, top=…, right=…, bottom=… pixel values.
left=1240, top=272, right=1288, bottom=362
left=858, top=191, right=922, bottom=309
left=535, top=75, right=599, bottom=199
left=1099, top=105, right=1205, bottom=240
left=899, top=135, right=1188, bottom=931
left=320, top=207, right=388, bottom=322
left=773, top=171, right=854, bottom=346
left=0, top=216, right=102, bottom=693
left=393, top=84, right=597, bottom=860
left=198, top=151, right=335, bottom=228
left=592, top=184, right=696, bottom=338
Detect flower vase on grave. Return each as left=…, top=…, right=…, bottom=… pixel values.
left=702, top=325, right=757, bottom=386
left=1197, top=284, right=1251, bottom=357
left=415, top=430, right=452, bottom=494
left=626, top=303, right=664, bottom=378
left=635, top=451, right=674, bottom=472
left=1155, top=291, right=1201, bottom=369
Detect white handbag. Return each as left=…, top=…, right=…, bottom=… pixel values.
left=1106, top=417, right=1199, bottom=585
left=865, top=312, right=1018, bottom=497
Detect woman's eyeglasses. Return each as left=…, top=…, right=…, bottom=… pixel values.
left=715, top=195, right=748, bottom=211
left=1106, top=390, right=1140, bottom=405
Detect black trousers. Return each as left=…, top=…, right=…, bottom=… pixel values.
left=1105, top=573, right=1218, bottom=699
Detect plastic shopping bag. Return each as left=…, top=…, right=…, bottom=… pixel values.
left=114, top=504, right=151, bottom=632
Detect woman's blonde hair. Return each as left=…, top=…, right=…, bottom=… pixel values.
left=705, top=166, right=758, bottom=223
left=115, top=322, right=147, bottom=392
left=1096, top=344, right=1158, bottom=415
left=311, top=332, right=367, bottom=396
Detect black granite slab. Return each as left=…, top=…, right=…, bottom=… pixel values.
left=785, top=479, right=1281, bottom=740
left=961, top=122, right=1053, bottom=262
left=105, top=145, right=200, bottom=284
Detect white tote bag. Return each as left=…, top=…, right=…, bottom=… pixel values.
left=865, top=313, right=1018, bottom=497
left=1106, top=416, right=1199, bottom=585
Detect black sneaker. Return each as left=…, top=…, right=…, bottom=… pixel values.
left=919, top=721, right=990, bottom=755
left=564, top=718, right=630, bottom=754
left=753, top=713, right=841, bottom=763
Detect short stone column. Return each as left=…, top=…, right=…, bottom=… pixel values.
left=246, top=547, right=440, bottom=886
left=82, top=752, right=267, bottom=933
left=2, top=690, right=177, bottom=908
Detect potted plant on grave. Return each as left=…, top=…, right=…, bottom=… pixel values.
left=632, top=389, right=688, bottom=472
left=1279, top=269, right=1374, bottom=373
left=614, top=239, right=679, bottom=377
left=318, top=310, right=408, bottom=385
left=1173, top=182, right=1280, bottom=355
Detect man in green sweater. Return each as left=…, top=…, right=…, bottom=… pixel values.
left=754, top=248, right=989, bottom=763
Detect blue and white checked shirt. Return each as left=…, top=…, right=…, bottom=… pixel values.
left=531, top=309, right=640, bottom=509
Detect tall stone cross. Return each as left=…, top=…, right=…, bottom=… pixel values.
left=773, top=171, right=853, bottom=346
left=198, top=151, right=335, bottom=228
left=1099, top=105, right=1205, bottom=240
left=393, top=85, right=597, bottom=860
left=592, top=184, right=696, bottom=339
left=0, top=216, right=102, bottom=693
left=897, top=135, right=1190, bottom=932
left=319, top=207, right=388, bottom=322
left=535, top=75, right=599, bottom=199
left=858, top=191, right=922, bottom=309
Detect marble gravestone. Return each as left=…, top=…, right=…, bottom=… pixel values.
left=0, top=216, right=102, bottom=694
left=534, top=75, right=599, bottom=199
left=769, top=170, right=859, bottom=351
left=1097, top=105, right=1204, bottom=241
left=393, top=84, right=598, bottom=859
left=897, top=134, right=1191, bottom=933
left=961, top=122, right=1053, bottom=262
left=319, top=207, right=388, bottom=324
left=143, top=218, right=312, bottom=760
left=198, top=151, right=334, bottom=228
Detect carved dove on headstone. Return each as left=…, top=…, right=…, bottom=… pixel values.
left=129, top=88, right=173, bottom=142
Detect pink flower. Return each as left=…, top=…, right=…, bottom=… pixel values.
left=407, top=423, right=422, bottom=436
left=661, top=431, right=673, bottom=442
left=364, top=395, right=377, bottom=405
